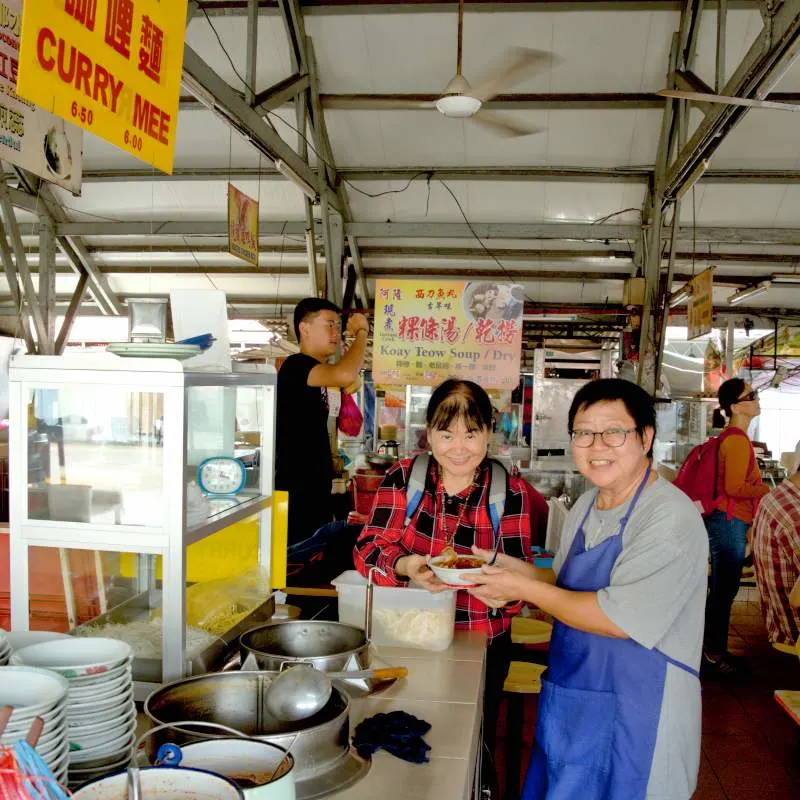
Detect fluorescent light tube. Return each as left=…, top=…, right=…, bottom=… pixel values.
left=771, top=273, right=800, bottom=285
left=727, top=280, right=771, bottom=306
left=275, top=159, right=318, bottom=201
left=669, top=284, right=692, bottom=308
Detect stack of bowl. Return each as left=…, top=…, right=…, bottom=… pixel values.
left=11, top=637, right=136, bottom=787
left=0, top=665, right=70, bottom=785
left=0, top=630, right=10, bottom=665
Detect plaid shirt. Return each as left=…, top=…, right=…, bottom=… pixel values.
left=354, top=457, right=532, bottom=639
left=752, top=479, right=800, bottom=646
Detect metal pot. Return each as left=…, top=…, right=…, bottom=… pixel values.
left=377, top=441, right=399, bottom=459
left=239, top=621, right=370, bottom=673
left=365, top=453, right=395, bottom=472
left=143, top=671, right=349, bottom=783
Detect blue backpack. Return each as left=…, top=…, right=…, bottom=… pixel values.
left=403, top=453, right=507, bottom=536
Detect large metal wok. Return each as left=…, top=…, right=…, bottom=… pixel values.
left=239, top=621, right=370, bottom=673
left=144, top=671, right=369, bottom=799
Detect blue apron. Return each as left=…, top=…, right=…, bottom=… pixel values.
left=522, top=469, right=699, bottom=800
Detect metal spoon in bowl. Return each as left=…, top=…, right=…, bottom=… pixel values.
left=265, top=664, right=408, bottom=722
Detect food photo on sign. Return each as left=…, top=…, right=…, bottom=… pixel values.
left=371, top=279, right=524, bottom=389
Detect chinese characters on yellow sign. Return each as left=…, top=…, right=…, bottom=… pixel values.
left=227, top=184, right=259, bottom=267
left=16, top=0, right=188, bottom=173
left=687, top=267, right=714, bottom=340
left=372, top=280, right=524, bottom=389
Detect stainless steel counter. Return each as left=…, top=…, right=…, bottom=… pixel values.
left=330, top=631, right=488, bottom=800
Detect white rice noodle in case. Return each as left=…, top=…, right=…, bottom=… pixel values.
left=75, top=618, right=217, bottom=659
left=372, top=608, right=452, bottom=649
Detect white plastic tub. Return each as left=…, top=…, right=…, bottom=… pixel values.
left=331, top=571, right=456, bottom=651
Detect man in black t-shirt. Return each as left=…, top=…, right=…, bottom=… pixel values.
left=276, top=298, right=368, bottom=545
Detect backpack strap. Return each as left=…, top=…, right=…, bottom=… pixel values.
left=404, top=453, right=430, bottom=527
left=486, top=459, right=508, bottom=537
left=404, top=454, right=507, bottom=536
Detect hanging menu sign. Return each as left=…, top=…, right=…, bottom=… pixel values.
left=16, top=0, right=188, bottom=174
left=372, top=279, right=524, bottom=389
left=227, top=183, right=259, bottom=266
left=687, top=267, right=714, bottom=340
left=0, top=0, right=83, bottom=193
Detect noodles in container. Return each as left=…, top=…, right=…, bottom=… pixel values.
left=332, top=570, right=457, bottom=651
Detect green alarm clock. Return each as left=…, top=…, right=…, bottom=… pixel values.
left=197, top=457, right=246, bottom=496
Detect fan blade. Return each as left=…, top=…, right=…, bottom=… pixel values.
left=657, top=88, right=800, bottom=112
left=470, top=110, right=544, bottom=138
left=471, top=47, right=559, bottom=103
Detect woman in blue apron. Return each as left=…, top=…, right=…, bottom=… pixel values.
left=469, top=379, right=708, bottom=799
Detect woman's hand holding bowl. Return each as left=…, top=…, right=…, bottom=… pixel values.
left=397, top=554, right=448, bottom=593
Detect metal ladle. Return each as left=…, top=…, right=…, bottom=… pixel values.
left=264, top=664, right=408, bottom=722
left=265, top=565, right=408, bottom=722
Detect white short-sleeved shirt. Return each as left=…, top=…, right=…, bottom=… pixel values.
left=553, top=476, right=709, bottom=800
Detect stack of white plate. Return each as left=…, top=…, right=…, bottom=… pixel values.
left=11, top=637, right=136, bottom=786
left=0, top=665, right=70, bottom=785
left=0, top=630, right=10, bottom=665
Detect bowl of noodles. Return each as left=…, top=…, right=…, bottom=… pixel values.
left=428, top=548, right=486, bottom=587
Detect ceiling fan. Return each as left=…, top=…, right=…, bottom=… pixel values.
left=656, top=88, right=800, bottom=112
left=406, top=0, right=559, bottom=137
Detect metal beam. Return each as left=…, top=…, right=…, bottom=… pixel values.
left=245, top=0, right=259, bottom=106
left=253, top=73, right=310, bottom=113
left=57, top=236, right=124, bottom=315
left=53, top=220, right=309, bottom=236
left=663, top=0, right=800, bottom=198
left=194, top=2, right=757, bottom=16
left=39, top=219, right=800, bottom=246
left=38, top=217, right=57, bottom=348
left=348, top=235, right=372, bottom=305
left=181, top=46, right=341, bottom=211
left=321, top=92, right=664, bottom=110
left=23, top=241, right=800, bottom=265
left=716, top=0, right=727, bottom=92
left=75, top=165, right=800, bottom=185
left=54, top=272, right=89, bottom=354
left=0, top=293, right=305, bottom=310
left=0, top=214, right=34, bottom=350
left=0, top=182, right=49, bottom=349
left=637, top=28, right=681, bottom=392
left=17, top=177, right=125, bottom=316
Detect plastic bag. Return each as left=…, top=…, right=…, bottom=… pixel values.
left=338, top=391, right=364, bottom=437
left=183, top=566, right=271, bottom=636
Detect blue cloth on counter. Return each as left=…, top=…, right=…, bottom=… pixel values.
left=352, top=710, right=432, bottom=763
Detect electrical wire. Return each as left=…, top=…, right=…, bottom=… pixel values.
left=199, top=5, right=253, bottom=96
left=344, top=171, right=431, bottom=199
left=436, top=178, right=534, bottom=302
left=590, top=207, right=641, bottom=225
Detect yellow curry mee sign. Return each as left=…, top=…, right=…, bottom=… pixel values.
left=16, top=0, right=188, bottom=174
left=372, top=279, right=524, bottom=389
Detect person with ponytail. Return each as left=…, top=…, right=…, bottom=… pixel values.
left=702, top=378, right=770, bottom=679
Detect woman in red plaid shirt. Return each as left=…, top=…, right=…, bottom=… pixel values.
left=354, top=378, right=534, bottom=767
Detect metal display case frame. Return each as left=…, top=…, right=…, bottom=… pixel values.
left=8, top=355, right=276, bottom=695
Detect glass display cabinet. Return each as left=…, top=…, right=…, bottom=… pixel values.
left=9, top=355, right=276, bottom=694
left=655, top=396, right=714, bottom=466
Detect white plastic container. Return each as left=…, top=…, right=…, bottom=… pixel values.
left=331, top=571, right=456, bottom=651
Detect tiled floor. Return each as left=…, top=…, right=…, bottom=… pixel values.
left=493, top=588, right=800, bottom=799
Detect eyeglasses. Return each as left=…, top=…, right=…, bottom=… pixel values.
left=737, top=390, right=759, bottom=402
left=570, top=428, right=638, bottom=448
